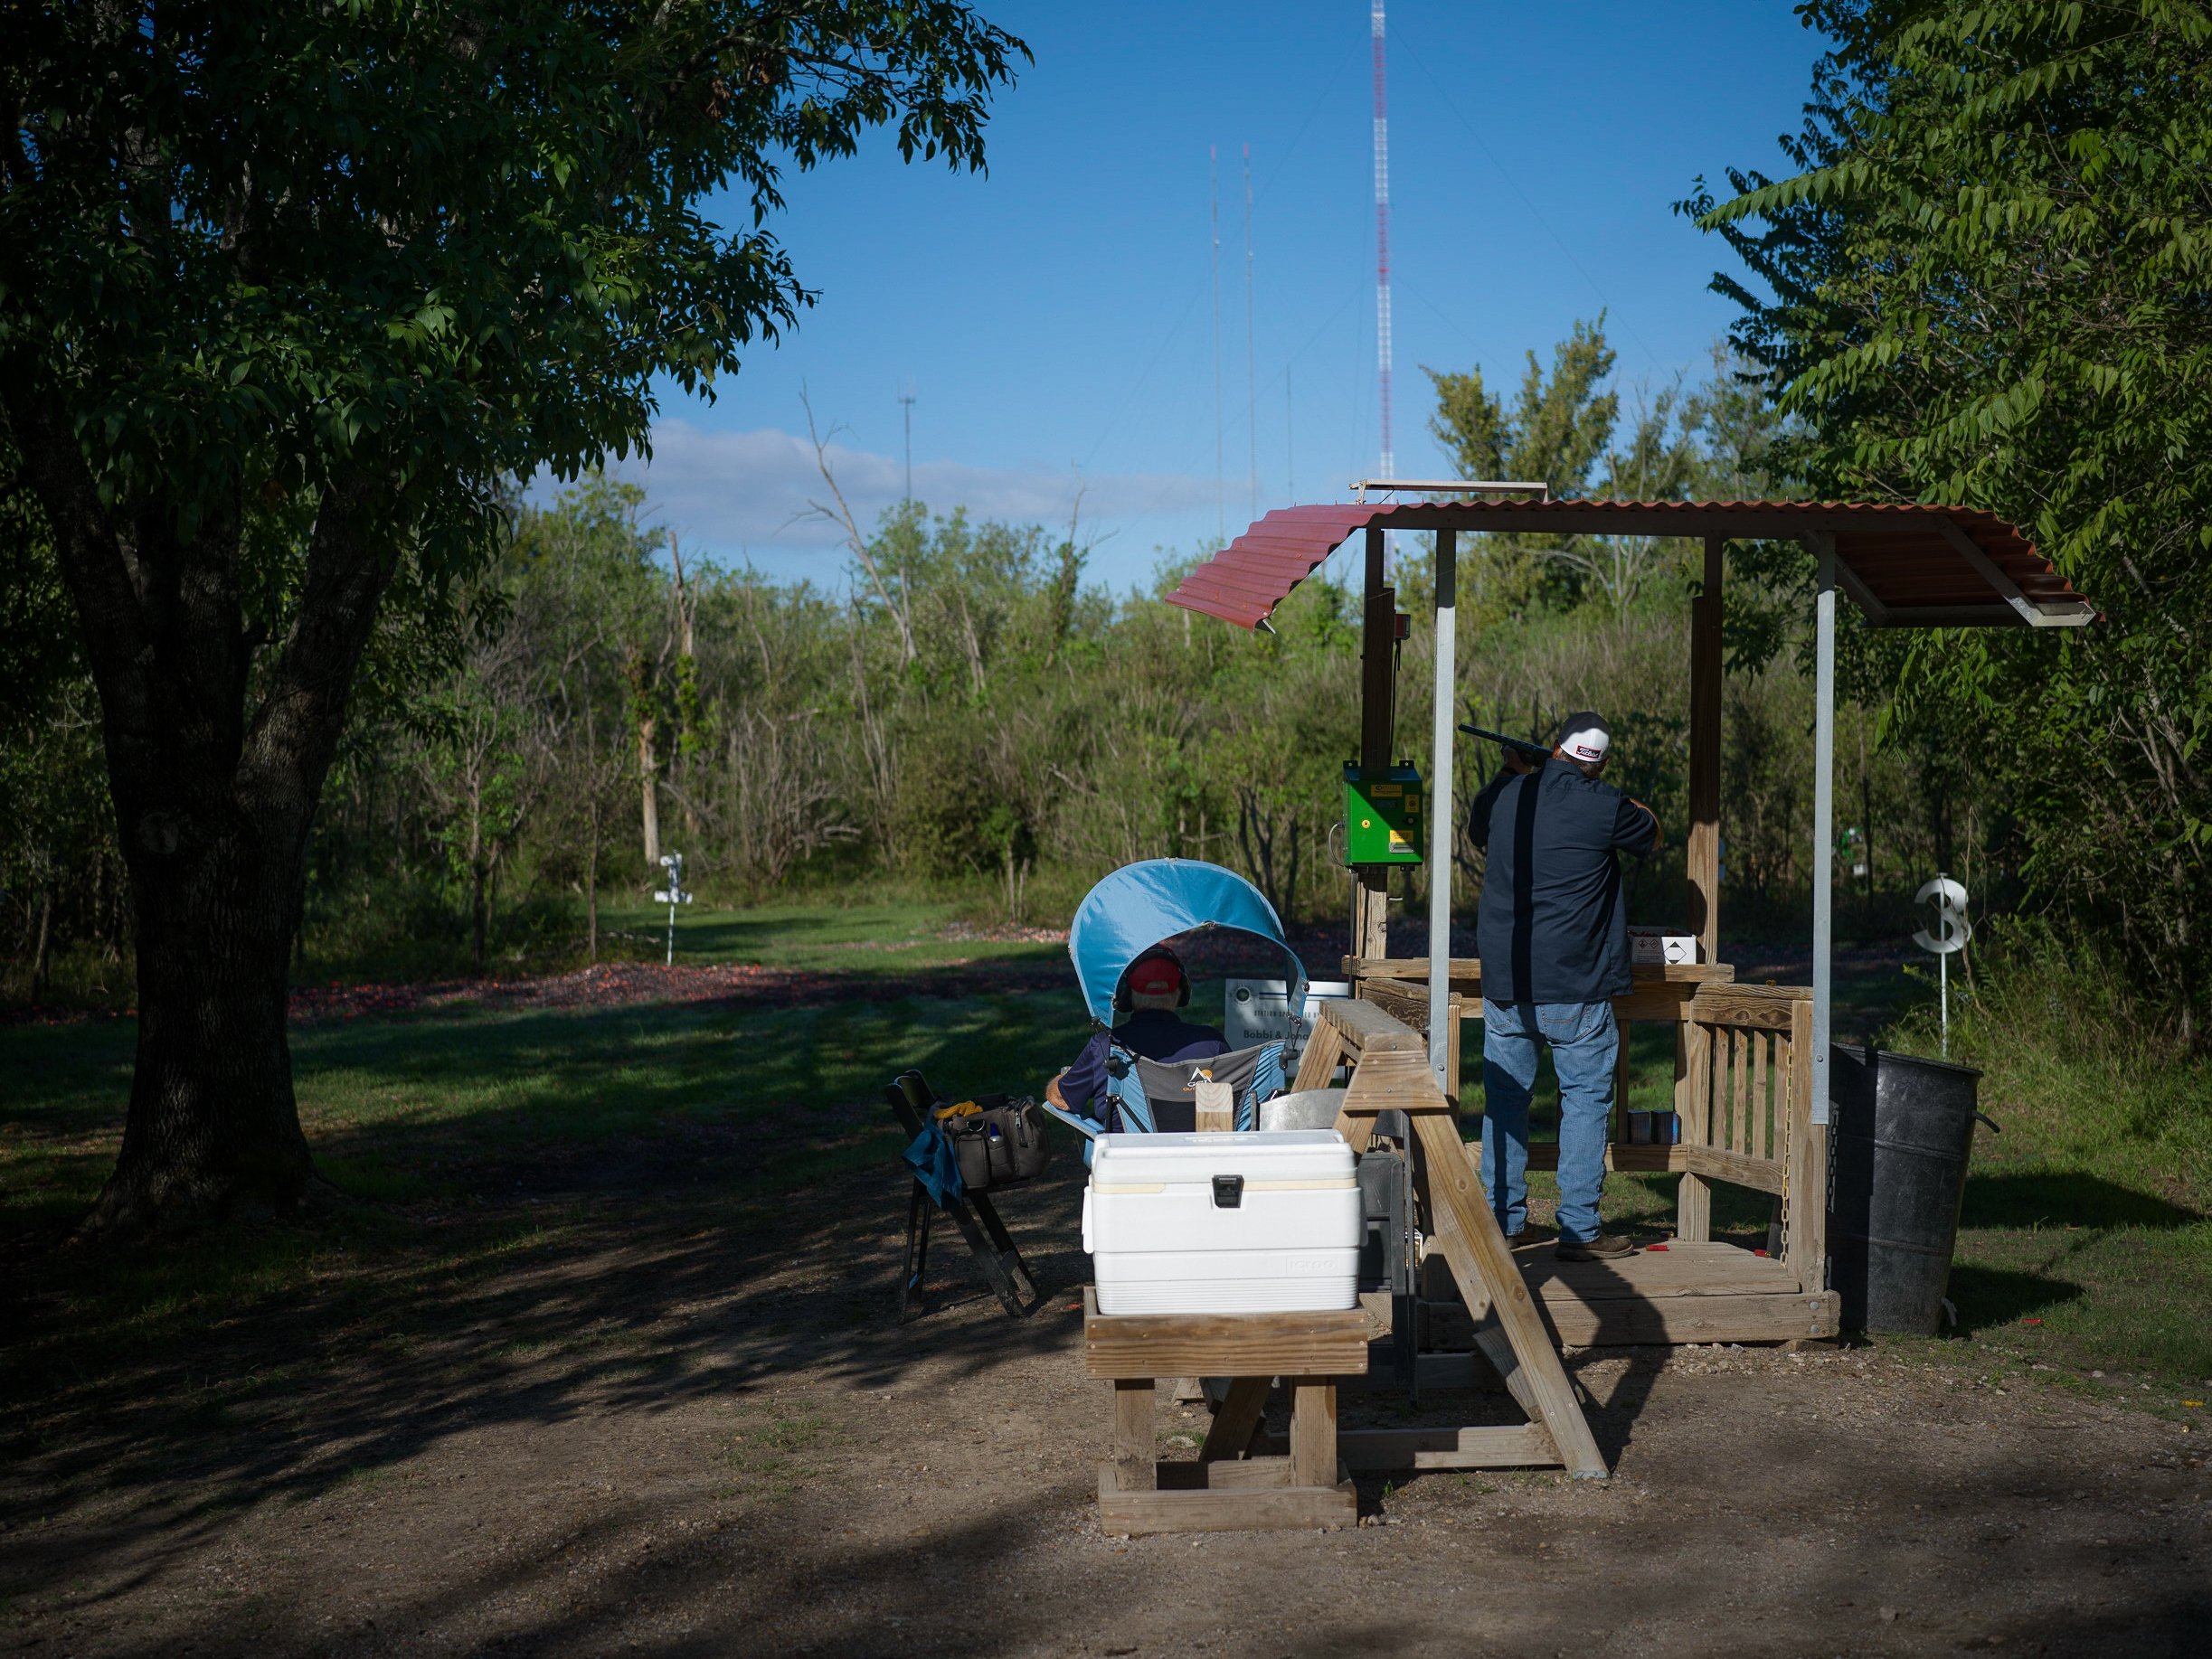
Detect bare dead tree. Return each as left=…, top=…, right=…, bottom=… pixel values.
left=799, top=389, right=916, bottom=665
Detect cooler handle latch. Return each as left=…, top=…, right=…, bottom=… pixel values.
left=1211, top=1174, right=1243, bottom=1209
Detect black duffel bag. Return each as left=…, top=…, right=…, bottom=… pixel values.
left=938, top=1093, right=1049, bottom=1192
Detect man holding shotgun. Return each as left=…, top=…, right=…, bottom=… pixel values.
left=1464, top=712, right=1661, bottom=1259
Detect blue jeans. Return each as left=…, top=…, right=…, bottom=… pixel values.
left=1480, top=999, right=1619, bottom=1244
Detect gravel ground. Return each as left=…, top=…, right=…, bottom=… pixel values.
left=4, top=1153, right=2205, bottom=1659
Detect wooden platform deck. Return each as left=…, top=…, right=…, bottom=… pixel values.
left=1343, top=960, right=1837, bottom=1349
left=1418, top=1240, right=1839, bottom=1350
left=1512, top=1240, right=1839, bottom=1346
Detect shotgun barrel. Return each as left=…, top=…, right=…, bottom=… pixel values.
left=1457, top=721, right=1553, bottom=762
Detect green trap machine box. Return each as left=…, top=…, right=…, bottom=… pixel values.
left=1344, top=762, right=1423, bottom=865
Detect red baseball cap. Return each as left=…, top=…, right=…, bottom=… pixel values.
left=1125, top=947, right=1186, bottom=996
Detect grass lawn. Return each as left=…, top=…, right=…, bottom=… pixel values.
left=1899, top=986, right=2212, bottom=1401
left=4, top=902, right=2207, bottom=1459
left=581, top=896, right=1062, bottom=974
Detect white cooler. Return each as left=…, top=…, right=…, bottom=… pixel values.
left=1082, top=1130, right=1362, bottom=1315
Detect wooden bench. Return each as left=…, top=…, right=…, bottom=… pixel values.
left=1084, top=1288, right=1366, bottom=1535
left=1078, top=996, right=1612, bottom=1534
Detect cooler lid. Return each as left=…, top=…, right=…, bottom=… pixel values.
left=1091, top=1129, right=1352, bottom=1186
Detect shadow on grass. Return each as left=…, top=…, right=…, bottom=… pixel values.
left=1943, top=1261, right=2089, bottom=1333
left=1, top=974, right=1093, bottom=1226
left=1960, top=1169, right=2201, bottom=1231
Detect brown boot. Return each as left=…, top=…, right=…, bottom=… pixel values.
left=1555, top=1233, right=1634, bottom=1261
left=1504, top=1224, right=1550, bottom=1249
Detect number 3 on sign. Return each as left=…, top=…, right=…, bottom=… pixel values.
left=1912, top=876, right=1971, bottom=955
left=1913, top=875, right=1970, bottom=1056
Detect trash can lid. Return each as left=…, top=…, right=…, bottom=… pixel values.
left=1841, top=1042, right=1984, bottom=1081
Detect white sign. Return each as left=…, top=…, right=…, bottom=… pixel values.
left=1912, top=873, right=1970, bottom=1054
left=1628, top=927, right=1697, bottom=965
left=1225, top=978, right=1351, bottom=1060
left=1912, top=876, right=1971, bottom=955
left=657, top=853, right=692, bottom=964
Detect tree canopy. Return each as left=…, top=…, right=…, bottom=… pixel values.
left=0, top=1, right=1027, bottom=1229
left=1689, top=0, right=2212, bottom=1038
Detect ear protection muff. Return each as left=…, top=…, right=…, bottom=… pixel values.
left=1114, top=947, right=1191, bottom=1013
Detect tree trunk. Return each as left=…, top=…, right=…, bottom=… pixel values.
left=469, top=861, right=489, bottom=976
left=31, top=885, right=54, bottom=1002
left=638, top=714, right=661, bottom=870
left=585, top=810, right=600, bottom=965
left=670, top=535, right=699, bottom=844
left=7, top=376, right=398, bottom=1232
left=92, top=806, right=316, bottom=1231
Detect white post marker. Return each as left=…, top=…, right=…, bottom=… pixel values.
left=1427, top=529, right=1458, bottom=1093
left=654, top=851, right=693, bottom=966
left=1913, top=874, right=1971, bottom=1056
left=1810, top=535, right=1837, bottom=1126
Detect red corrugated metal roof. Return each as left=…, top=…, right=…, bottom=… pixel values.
left=1166, top=498, right=2094, bottom=630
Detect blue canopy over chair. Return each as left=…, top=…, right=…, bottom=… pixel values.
left=1049, top=859, right=1310, bottom=1149
left=1066, top=857, right=1309, bottom=1029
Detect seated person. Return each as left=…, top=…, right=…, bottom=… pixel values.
left=1047, top=945, right=1229, bottom=1127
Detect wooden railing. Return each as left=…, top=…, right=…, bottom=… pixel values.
left=1676, top=986, right=1826, bottom=1290
left=1339, top=969, right=1829, bottom=1295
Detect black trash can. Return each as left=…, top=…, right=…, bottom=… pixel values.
left=1826, top=1043, right=1990, bottom=1334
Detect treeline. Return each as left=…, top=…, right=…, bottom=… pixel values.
left=6, top=326, right=2004, bottom=992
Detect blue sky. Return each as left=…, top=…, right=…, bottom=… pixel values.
left=604, top=2, right=1826, bottom=592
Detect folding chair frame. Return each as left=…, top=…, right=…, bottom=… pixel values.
left=886, top=1070, right=1039, bottom=1320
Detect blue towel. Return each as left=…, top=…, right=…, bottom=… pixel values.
left=903, top=1120, right=964, bottom=1206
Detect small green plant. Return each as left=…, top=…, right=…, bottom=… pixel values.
left=721, top=1403, right=834, bottom=1503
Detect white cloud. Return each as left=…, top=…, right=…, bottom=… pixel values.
left=570, top=418, right=1217, bottom=561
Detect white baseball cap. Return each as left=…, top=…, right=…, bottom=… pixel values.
left=1557, top=712, right=1612, bottom=764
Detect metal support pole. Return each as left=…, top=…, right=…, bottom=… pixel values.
left=1687, top=535, right=1725, bottom=962
left=1810, top=537, right=1837, bottom=1126
left=1939, top=935, right=1950, bottom=1058
left=1354, top=527, right=1394, bottom=965
left=1427, top=529, right=1457, bottom=1093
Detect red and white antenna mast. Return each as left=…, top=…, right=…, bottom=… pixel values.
left=1371, top=0, right=1393, bottom=481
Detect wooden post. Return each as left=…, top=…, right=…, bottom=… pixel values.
left=1111, top=1379, right=1156, bottom=1492
left=1782, top=994, right=1828, bottom=1288
left=1445, top=994, right=1463, bottom=1112
left=1288, top=1379, right=1338, bottom=1488
left=1353, top=525, right=1394, bottom=964
left=1676, top=1015, right=1713, bottom=1242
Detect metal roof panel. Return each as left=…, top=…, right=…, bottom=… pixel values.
left=1166, top=498, right=2093, bottom=630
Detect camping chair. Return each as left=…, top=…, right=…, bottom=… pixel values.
left=1103, top=1041, right=1287, bottom=1133
left=1041, top=858, right=1310, bottom=1156
left=1039, top=1039, right=1289, bottom=1163
left=886, top=1069, right=1039, bottom=1321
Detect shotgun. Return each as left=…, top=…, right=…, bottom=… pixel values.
left=1456, top=721, right=1554, bottom=763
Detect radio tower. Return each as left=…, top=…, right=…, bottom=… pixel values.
left=1371, top=0, right=1394, bottom=481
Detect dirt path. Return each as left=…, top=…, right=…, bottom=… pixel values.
left=1, top=946, right=1077, bottom=1032
left=4, top=1155, right=2204, bottom=1659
